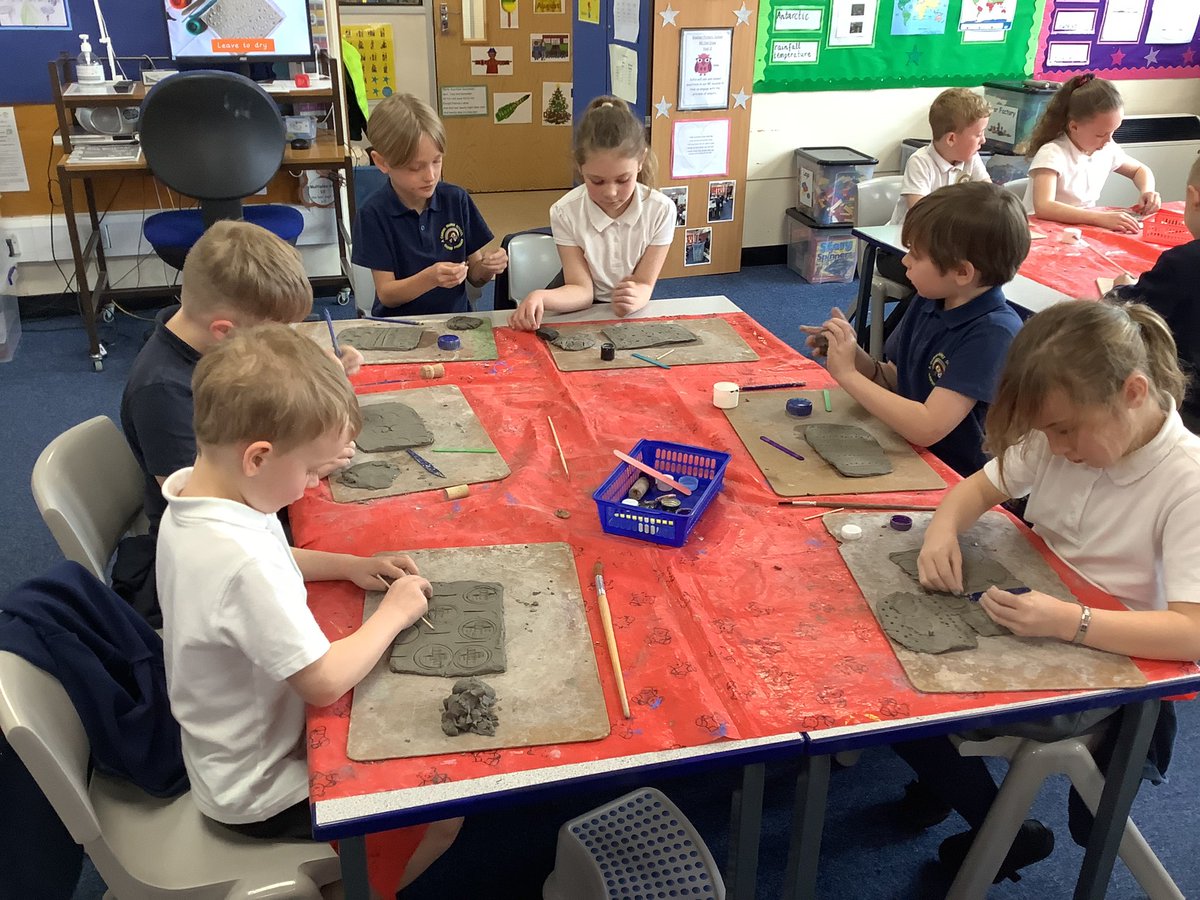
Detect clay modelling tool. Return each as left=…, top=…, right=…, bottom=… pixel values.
left=431, top=448, right=498, bottom=453
left=405, top=448, right=446, bottom=478
left=779, top=499, right=939, bottom=510
left=323, top=309, right=342, bottom=358
left=612, top=449, right=694, bottom=496
left=375, top=575, right=434, bottom=628
left=968, top=586, right=1031, bottom=602
left=364, top=315, right=427, bottom=326
left=1081, top=241, right=1134, bottom=278
left=823, top=389, right=833, bottom=412
left=802, top=507, right=844, bottom=520
left=545, top=415, right=570, bottom=478
left=594, top=561, right=631, bottom=719
left=740, top=381, right=808, bottom=392
left=631, top=352, right=671, bottom=369
left=759, top=435, right=805, bottom=461
left=658, top=348, right=677, bottom=360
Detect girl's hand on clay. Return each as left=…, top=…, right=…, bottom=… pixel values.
left=917, top=529, right=963, bottom=595
left=347, top=553, right=422, bottom=590
left=611, top=279, right=652, bottom=317
left=508, top=292, right=546, bottom=331
left=978, top=588, right=1079, bottom=640
left=821, top=314, right=859, bottom=381
left=1133, top=191, right=1161, bottom=217
left=316, top=440, right=357, bottom=479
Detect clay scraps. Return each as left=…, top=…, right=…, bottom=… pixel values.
left=804, top=424, right=893, bottom=477
left=446, top=316, right=484, bottom=331
left=440, top=677, right=500, bottom=737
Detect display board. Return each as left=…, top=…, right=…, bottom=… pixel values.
left=1034, top=0, right=1200, bottom=79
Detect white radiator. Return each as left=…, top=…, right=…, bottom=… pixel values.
left=1098, top=114, right=1200, bottom=206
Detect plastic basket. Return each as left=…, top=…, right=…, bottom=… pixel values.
left=593, top=440, right=730, bottom=547
left=1143, top=209, right=1190, bottom=247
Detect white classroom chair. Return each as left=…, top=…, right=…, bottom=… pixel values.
left=854, top=175, right=912, bottom=359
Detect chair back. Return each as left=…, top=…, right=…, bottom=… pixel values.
left=496, top=229, right=562, bottom=310
left=31, top=417, right=145, bottom=580
left=1003, top=177, right=1030, bottom=200
left=0, top=651, right=102, bottom=845
left=855, top=175, right=904, bottom=227
left=140, top=71, right=286, bottom=227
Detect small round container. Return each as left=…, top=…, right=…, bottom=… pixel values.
left=600, top=342, right=616, bottom=362
left=660, top=495, right=682, bottom=510
left=655, top=479, right=672, bottom=491
left=437, top=334, right=461, bottom=351
left=786, top=397, right=814, bottom=418
left=713, top=381, right=740, bottom=409
left=677, top=475, right=699, bottom=492
left=889, top=514, right=913, bottom=532
left=840, top=523, right=863, bottom=542
left=1059, top=227, right=1082, bottom=244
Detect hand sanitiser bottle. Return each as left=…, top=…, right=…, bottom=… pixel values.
left=76, top=34, right=105, bottom=84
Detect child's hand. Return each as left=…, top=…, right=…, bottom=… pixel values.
left=800, top=306, right=847, bottom=357
left=380, top=574, right=433, bottom=628
left=429, top=261, right=469, bottom=288
left=821, top=314, right=859, bottom=380
left=978, top=588, right=1081, bottom=641
left=479, top=248, right=508, bottom=276
left=917, top=527, right=963, bottom=595
left=1096, top=209, right=1140, bottom=234
left=316, top=440, right=357, bottom=479
left=508, top=291, right=546, bottom=331
left=338, top=344, right=364, bottom=377
left=612, top=279, right=651, bottom=317
left=1133, top=192, right=1161, bottom=217
left=346, top=553, right=422, bottom=591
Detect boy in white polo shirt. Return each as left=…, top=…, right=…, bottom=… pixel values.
left=157, top=323, right=460, bottom=896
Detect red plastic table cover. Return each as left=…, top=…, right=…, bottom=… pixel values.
left=293, top=312, right=1197, bottom=808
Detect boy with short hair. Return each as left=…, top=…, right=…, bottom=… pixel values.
left=354, top=93, right=507, bottom=317
left=1111, top=154, right=1200, bottom=431
left=804, top=181, right=1030, bottom=477
left=159, top=324, right=460, bottom=895
left=116, top=221, right=360, bottom=625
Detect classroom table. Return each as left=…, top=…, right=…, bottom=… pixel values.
left=291, top=296, right=1200, bottom=900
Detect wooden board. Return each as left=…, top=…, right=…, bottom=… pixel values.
left=828, top=511, right=1147, bottom=693
left=546, top=317, right=759, bottom=372
left=296, top=317, right=498, bottom=365
left=722, top=388, right=946, bottom=496
left=347, top=543, right=610, bottom=761
left=329, top=386, right=509, bottom=502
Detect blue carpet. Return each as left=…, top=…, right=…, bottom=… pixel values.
left=0, top=270, right=1193, bottom=900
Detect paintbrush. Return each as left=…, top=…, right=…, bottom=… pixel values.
left=593, top=561, right=631, bottom=719
left=363, top=315, right=427, bottom=326
left=612, top=449, right=693, bottom=496
left=548, top=415, right=569, bottom=477
left=323, top=309, right=342, bottom=358
left=779, top=499, right=940, bottom=511
left=375, top=575, right=434, bottom=628
left=740, top=381, right=808, bottom=392
left=1081, top=240, right=1133, bottom=278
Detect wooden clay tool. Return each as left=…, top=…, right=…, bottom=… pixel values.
left=612, top=450, right=693, bottom=496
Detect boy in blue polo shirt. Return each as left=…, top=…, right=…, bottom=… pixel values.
left=802, top=181, right=1029, bottom=477
left=353, top=94, right=507, bottom=317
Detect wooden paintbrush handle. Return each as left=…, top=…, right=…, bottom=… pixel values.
left=596, top=583, right=631, bottom=718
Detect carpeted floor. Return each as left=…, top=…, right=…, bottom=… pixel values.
left=1, top=268, right=1195, bottom=900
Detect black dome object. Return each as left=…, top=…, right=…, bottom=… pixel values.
left=139, top=71, right=285, bottom=202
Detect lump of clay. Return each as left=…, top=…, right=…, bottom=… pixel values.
left=357, top=402, right=434, bottom=453
left=446, top=315, right=484, bottom=331
left=889, top=548, right=1023, bottom=597
left=535, top=326, right=559, bottom=342
left=441, top=677, right=500, bottom=737
left=601, top=322, right=698, bottom=350
left=339, top=326, right=424, bottom=353
left=876, top=592, right=977, bottom=654
left=337, top=461, right=401, bottom=490
left=553, top=333, right=597, bottom=352
left=804, top=424, right=893, bottom=477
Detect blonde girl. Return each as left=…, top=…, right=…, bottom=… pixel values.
left=1023, top=75, right=1160, bottom=233
left=509, top=96, right=675, bottom=330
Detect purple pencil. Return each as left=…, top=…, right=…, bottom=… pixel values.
left=760, top=435, right=805, bottom=461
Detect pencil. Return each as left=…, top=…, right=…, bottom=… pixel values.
left=547, top=415, right=569, bottom=477
left=323, top=309, right=342, bottom=358
left=375, top=575, right=434, bottom=628
left=823, top=389, right=832, bottom=412
left=594, top=561, right=631, bottom=719
left=740, top=381, right=808, bottom=392
left=779, top=500, right=940, bottom=511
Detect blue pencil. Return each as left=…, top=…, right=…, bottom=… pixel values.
left=322, top=309, right=342, bottom=358
left=632, top=352, right=671, bottom=369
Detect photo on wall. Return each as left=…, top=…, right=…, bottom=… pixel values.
left=471, top=46, right=514, bottom=76
left=707, top=180, right=735, bottom=223
left=685, top=227, right=713, bottom=266
left=530, top=32, right=570, bottom=61
left=663, top=186, right=688, bottom=227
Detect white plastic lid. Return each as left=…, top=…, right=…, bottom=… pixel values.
left=80, top=33, right=92, bottom=52
left=840, top=523, right=863, bottom=541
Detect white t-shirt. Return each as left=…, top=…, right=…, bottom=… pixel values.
left=889, top=144, right=991, bottom=226
left=984, top=407, right=1200, bottom=611
left=157, top=468, right=332, bottom=824
left=550, top=182, right=675, bottom=303
left=1023, top=134, right=1130, bottom=213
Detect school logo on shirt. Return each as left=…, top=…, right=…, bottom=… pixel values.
left=440, top=222, right=465, bottom=252
left=928, top=352, right=948, bottom=386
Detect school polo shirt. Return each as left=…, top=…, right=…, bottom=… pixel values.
left=1024, top=134, right=1130, bottom=213
left=352, top=180, right=492, bottom=317
left=157, top=468, right=331, bottom=824
left=550, top=183, right=675, bottom=303
left=889, top=145, right=991, bottom=226
left=984, top=407, right=1200, bottom=611
left=120, top=304, right=200, bottom=534
left=884, top=286, right=1022, bottom=477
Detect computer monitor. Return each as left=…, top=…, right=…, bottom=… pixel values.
left=163, top=0, right=315, bottom=65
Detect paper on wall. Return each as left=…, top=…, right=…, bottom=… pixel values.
left=829, top=0, right=878, bottom=45
left=0, top=108, right=29, bottom=193
left=671, top=119, right=730, bottom=179
left=1098, top=0, right=1148, bottom=42
left=613, top=0, right=641, bottom=43
left=1046, top=41, right=1092, bottom=65
left=1145, top=0, right=1200, bottom=43
left=609, top=43, right=639, bottom=104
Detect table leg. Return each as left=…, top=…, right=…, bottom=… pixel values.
left=58, top=173, right=101, bottom=363
left=727, top=763, right=765, bottom=900
left=854, top=245, right=877, bottom=350
left=339, top=834, right=371, bottom=900
left=1074, top=699, right=1160, bottom=900
left=782, top=754, right=831, bottom=900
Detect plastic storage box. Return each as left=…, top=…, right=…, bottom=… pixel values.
left=786, top=208, right=857, bottom=284
left=982, top=80, right=1057, bottom=156
left=793, top=146, right=878, bottom=225
left=0, top=290, right=21, bottom=364
left=899, top=137, right=993, bottom=171
left=593, top=440, right=730, bottom=547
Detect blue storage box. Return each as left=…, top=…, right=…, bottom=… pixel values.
left=593, top=440, right=730, bottom=547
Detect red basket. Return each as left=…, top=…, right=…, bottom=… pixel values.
left=1142, top=209, right=1190, bottom=247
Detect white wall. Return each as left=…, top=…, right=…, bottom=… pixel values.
left=744, top=79, right=1200, bottom=248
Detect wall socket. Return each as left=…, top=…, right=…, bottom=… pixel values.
left=4, top=234, right=19, bottom=257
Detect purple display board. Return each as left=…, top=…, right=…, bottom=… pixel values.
left=1036, top=0, right=1200, bottom=79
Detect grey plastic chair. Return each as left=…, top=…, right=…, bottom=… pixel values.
left=494, top=230, right=563, bottom=311
left=854, top=175, right=911, bottom=359
left=0, top=650, right=340, bottom=900
left=31, top=416, right=148, bottom=580
left=1003, top=177, right=1030, bottom=200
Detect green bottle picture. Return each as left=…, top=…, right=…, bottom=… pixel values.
left=495, top=93, right=531, bottom=122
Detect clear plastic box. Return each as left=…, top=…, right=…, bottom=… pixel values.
left=982, top=80, right=1057, bottom=156
left=0, top=290, right=21, bottom=363
left=793, top=146, right=878, bottom=225
left=786, top=208, right=857, bottom=285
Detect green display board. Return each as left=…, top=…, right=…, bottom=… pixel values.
left=754, top=0, right=1044, bottom=93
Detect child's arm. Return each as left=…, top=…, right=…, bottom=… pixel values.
left=466, top=247, right=508, bottom=287
left=611, top=243, right=671, bottom=317
left=288, top=574, right=432, bottom=706
left=1029, top=169, right=1140, bottom=233
left=372, top=264, right=469, bottom=308
left=291, top=548, right=421, bottom=588
left=1115, top=159, right=1160, bottom=216
left=918, top=470, right=1011, bottom=593
left=508, top=245, right=596, bottom=330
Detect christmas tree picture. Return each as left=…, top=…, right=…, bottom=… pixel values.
left=542, top=82, right=572, bottom=126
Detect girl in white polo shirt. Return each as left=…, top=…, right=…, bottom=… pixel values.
left=1023, top=75, right=1160, bottom=234
left=508, top=96, right=675, bottom=330
left=895, top=300, right=1200, bottom=882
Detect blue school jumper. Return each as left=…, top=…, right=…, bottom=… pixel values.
left=352, top=181, right=493, bottom=317
left=884, top=286, right=1022, bottom=477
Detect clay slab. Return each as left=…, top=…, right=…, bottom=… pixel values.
left=356, top=402, right=435, bottom=453
left=340, top=326, right=423, bottom=353
left=388, top=581, right=507, bottom=677
left=877, top=592, right=978, bottom=654
left=546, top=317, right=758, bottom=371
left=337, top=461, right=401, bottom=491
left=296, top=317, right=498, bottom=364
left=805, top=424, right=893, bottom=477
left=601, top=322, right=698, bottom=350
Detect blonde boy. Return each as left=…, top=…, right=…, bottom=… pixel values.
left=158, top=324, right=460, bottom=895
